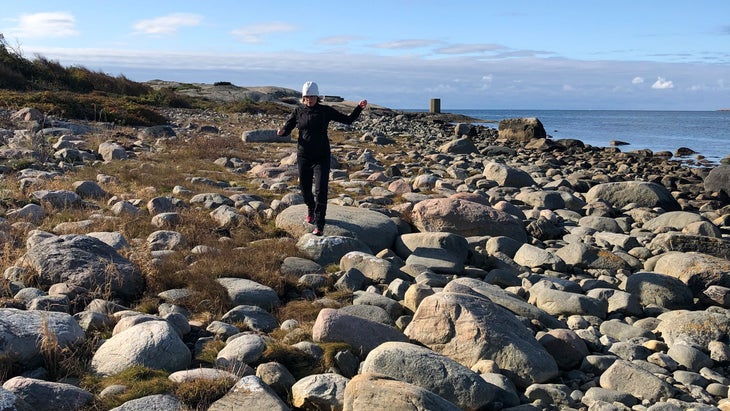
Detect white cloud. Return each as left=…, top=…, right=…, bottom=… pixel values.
left=563, top=84, right=575, bottom=91
left=371, top=39, right=438, bottom=50
left=133, top=13, right=203, bottom=36
left=316, top=35, right=362, bottom=46
left=435, top=43, right=505, bottom=55
left=632, top=76, right=644, bottom=84
left=8, top=12, right=78, bottom=38
left=231, top=22, right=297, bottom=44
left=652, top=76, right=674, bottom=89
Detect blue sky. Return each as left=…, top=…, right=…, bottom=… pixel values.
left=1, top=1, right=729, bottom=110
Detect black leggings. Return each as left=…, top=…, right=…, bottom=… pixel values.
left=298, top=154, right=330, bottom=227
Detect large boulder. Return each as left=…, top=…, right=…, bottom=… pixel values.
left=19, top=233, right=143, bottom=300
left=2, top=377, right=93, bottom=411
left=312, top=308, right=409, bottom=357
left=410, top=198, right=528, bottom=242
left=498, top=117, right=546, bottom=143
left=623, top=272, right=695, bottom=310
left=0, top=308, right=85, bottom=368
left=704, top=165, right=730, bottom=195
left=404, top=292, right=558, bottom=388
left=343, top=373, right=461, bottom=411
left=654, top=309, right=730, bottom=347
left=208, top=375, right=289, bottom=411
left=361, top=341, right=496, bottom=411
left=652, top=251, right=730, bottom=293
left=277, top=204, right=398, bottom=252
left=482, top=161, right=536, bottom=188
left=584, top=181, right=680, bottom=211
left=393, top=232, right=469, bottom=274
left=91, top=321, right=191, bottom=376
left=599, top=360, right=676, bottom=402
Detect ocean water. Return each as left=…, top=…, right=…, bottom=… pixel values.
left=447, top=109, right=730, bottom=164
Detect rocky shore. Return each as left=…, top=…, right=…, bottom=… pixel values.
left=1, top=96, right=730, bottom=410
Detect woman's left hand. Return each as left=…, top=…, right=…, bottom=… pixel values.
left=358, top=100, right=368, bottom=109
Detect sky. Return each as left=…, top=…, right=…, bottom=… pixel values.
left=1, top=1, right=729, bottom=110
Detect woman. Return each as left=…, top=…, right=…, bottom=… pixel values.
left=277, top=81, right=368, bottom=236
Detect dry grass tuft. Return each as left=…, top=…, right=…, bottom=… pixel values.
left=261, top=341, right=323, bottom=380
left=82, top=366, right=175, bottom=410
left=174, top=377, right=234, bottom=410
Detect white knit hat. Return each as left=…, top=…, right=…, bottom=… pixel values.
left=302, top=81, right=319, bottom=97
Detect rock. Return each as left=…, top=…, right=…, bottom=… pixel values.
left=215, top=278, right=279, bottom=310
left=643, top=211, right=706, bottom=232
left=98, top=141, right=127, bottom=161
left=498, top=117, right=546, bottom=143
left=438, top=136, right=478, bottom=154
left=599, top=360, right=676, bottom=402
left=208, top=375, right=289, bottom=411
left=276, top=204, right=398, bottom=252
left=109, top=394, right=182, bottom=411
left=655, top=309, right=730, bottom=347
left=296, top=234, right=373, bottom=267
left=667, top=343, right=713, bottom=372
left=585, top=181, right=681, bottom=211
left=443, top=277, right=565, bottom=329
left=624, top=272, right=695, bottom=310
left=527, top=280, right=607, bottom=319
left=312, top=308, right=409, bottom=357
left=91, top=321, right=191, bottom=375
left=482, top=161, right=536, bottom=188
left=410, top=198, right=528, bottom=242
left=280, top=256, right=325, bottom=277
left=340, top=251, right=398, bottom=284
left=394, top=232, right=469, bottom=274
left=291, top=373, right=349, bottom=411
left=361, top=341, right=496, bottom=410
left=30, top=190, right=83, bottom=210
left=221, top=305, right=279, bottom=332
left=704, top=165, right=730, bottom=196
left=0, top=308, right=85, bottom=368
left=537, top=329, right=590, bottom=370
left=352, top=291, right=402, bottom=320
left=513, top=243, right=566, bottom=271
left=523, top=383, right=574, bottom=408
left=255, top=362, right=296, bottom=400
left=648, top=232, right=730, bottom=260
left=169, top=368, right=238, bottom=383
left=404, top=292, right=558, bottom=388
left=2, top=377, right=93, bottom=411
left=652, top=251, right=730, bottom=294
left=216, top=333, right=267, bottom=370
left=343, top=373, right=461, bottom=411
left=147, top=230, right=186, bottom=251
left=242, top=129, right=291, bottom=143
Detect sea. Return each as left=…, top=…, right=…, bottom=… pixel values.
left=443, top=110, right=730, bottom=165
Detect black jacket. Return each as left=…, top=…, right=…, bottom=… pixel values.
left=281, top=103, right=363, bottom=158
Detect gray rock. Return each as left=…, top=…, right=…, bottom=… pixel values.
left=515, top=189, right=565, bottom=210
left=643, top=211, right=706, bottom=232
left=86, top=231, right=130, bottom=250
left=277, top=204, right=398, bottom=253
left=168, top=368, right=238, bottom=383
left=361, top=341, right=497, bottom=411
left=340, top=251, right=397, bottom=284
left=221, top=305, right=278, bottom=332
left=624, top=272, right=694, bottom=310
left=600, top=360, right=675, bottom=402
left=6, top=204, right=45, bottom=224
left=216, top=333, right=267, bottom=369
left=73, top=180, right=107, bottom=199
left=147, top=230, right=186, bottom=251
left=280, top=256, right=325, bottom=276
left=444, top=277, right=565, bottom=329
left=666, top=343, right=713, bottom=372
left=0, top=308, right=84, bottom=368
left=405, top=292, right=558, bottom=388
left=208, top=375, right=289, bottom=411
left=30, top=190, right=83, bottom=210
left=340, top=304, right=395, bottom=326
left=582, top=387, right=638, bottom=407
left=652, top=251, right=730, bottom=293
left=109, top=394, right=182, bottom=411
left=344, top=373, right=462, bottom=411
left=91, top=321, right=191, bottom=375
left=20, top=234, right=142, bottom=300
left=585, top=181, right=681, bottom=211
left=655, top=309, right=730, bottom=347
left=497, top=117, right=546, bottom=143
left=703, top=165, right=730, bottom=196
left=2, top=377, right=93, bottom=411
left=215, top=278, right=279, bottom=310
left=291, top=373, right=349, bottom=411
left=394, top=232, right=469, bottom=274
left=527, top=280, right=608, bottom=319
left=513, top=243, right=566, bottom=271
left=242, top=129, right=291, bottom=143
left=586, top=288, right=643, bottom=317
left=523, top=383, right=574, bottom=408
left=415, top=198, right=529, bottom=242
left=599, top=319, right=655, bottom=341
left=312, top=308, right=409, bottom=357
left=648, top=232, right=730, bottom=260
left=255, top=362, right=296, bottom=400
left=296, top=233, right=373, bottom=266
left=98, top=141, right=127, bottom=161
left=537, top=328, right=590, bottom=370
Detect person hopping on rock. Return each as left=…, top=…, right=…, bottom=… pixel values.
left=277, top=81, right=367, bottom=236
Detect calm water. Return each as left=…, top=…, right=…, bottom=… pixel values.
left=446, top=110, right=730, bottom=164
